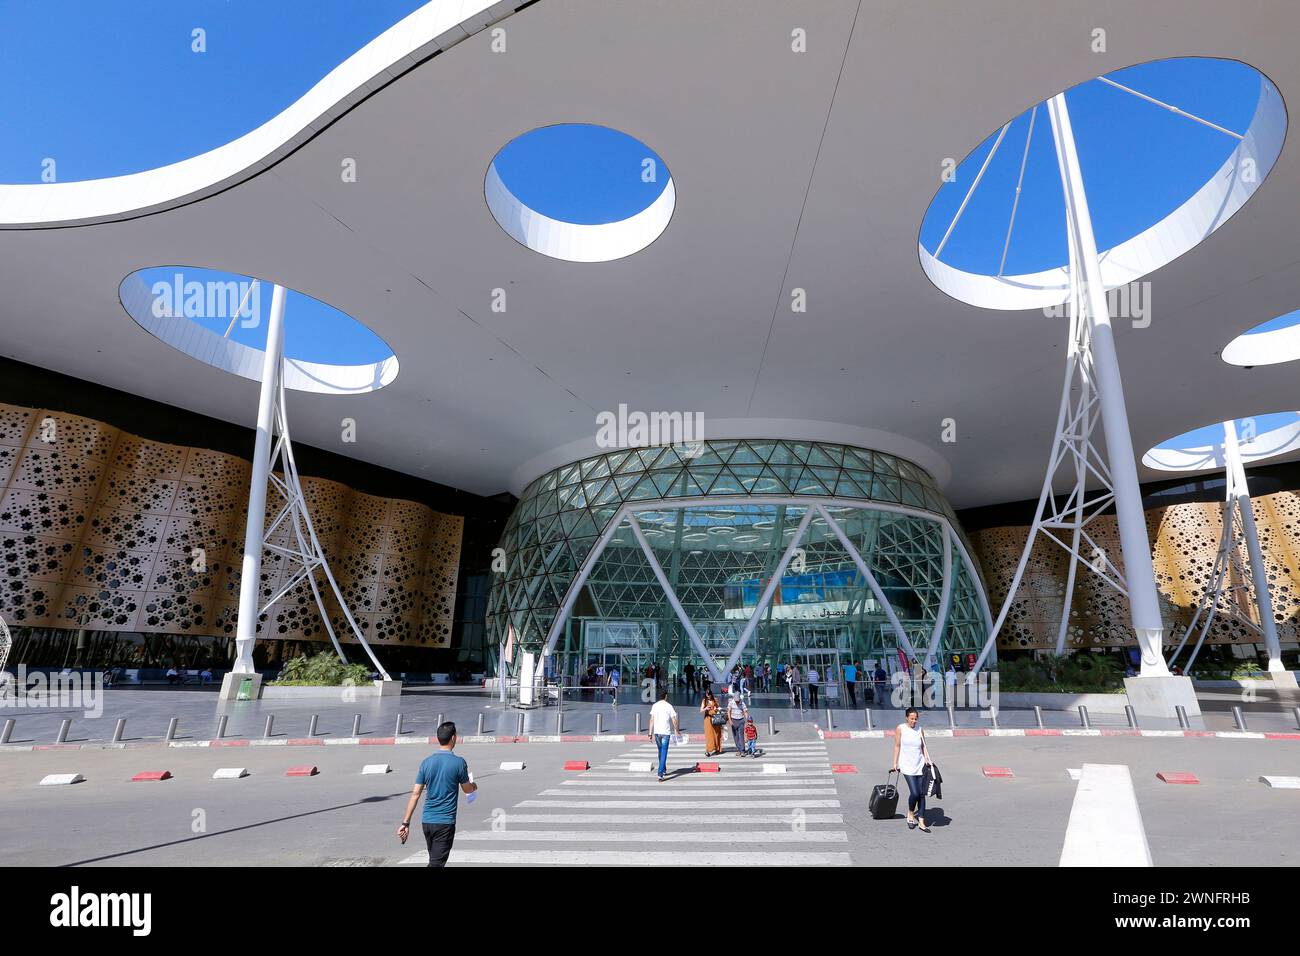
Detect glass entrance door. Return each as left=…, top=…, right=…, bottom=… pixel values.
left=787, top=624, right=851, bottom=701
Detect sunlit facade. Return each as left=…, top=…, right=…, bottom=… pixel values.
left=486, top=439, right=992, bottom=689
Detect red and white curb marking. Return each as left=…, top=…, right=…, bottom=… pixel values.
left=817, top=729, right=1300, bottom=742
left=4, top=728, right=1298, bottom=754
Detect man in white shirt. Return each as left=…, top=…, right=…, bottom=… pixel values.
left=647, top=689, right=681, bottom=781
left=807, top=665, right=821, bottom=709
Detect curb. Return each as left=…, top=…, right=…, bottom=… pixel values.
left=816, top=728, right=1296, bottom=741
left=0, top=733, right=655, bottom=752
left=2, top=728, right=1297, bottom=753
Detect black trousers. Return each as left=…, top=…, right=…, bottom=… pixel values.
left=809, top=684, right=819, bottom=709
left=422, top=822, right=457, bottom=867
left=846, top=681, right=857, bottom=706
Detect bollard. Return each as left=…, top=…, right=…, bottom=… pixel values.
left=1293, top=706, right=1300, bottom=731
left=351, top=714, right=362, bottom=738
left=112, top=718, right=126, bottom=744
left=165, top=717, right=179, bottom=742
left=596, top=713, right=603, bottom=735
left=55, top=718, right=71, bottom=744
left=1124, top=705, right=1138, bottom=729
left=1034, top=705, right=1044, bottom=729
left=1078, top=706, right=1091, bottom=729
left=517, top=713, right=525, bottom=737
left=306, top=714, right=318, bottom=738
left=865, top=708, right=873, bottom=731
left=634, top=712, right=641, bottom=736
left=436, top=713, right=444, bottom=731
left=217, top=715, right=229, bottom=739
left=989, top=706, right=999, bottom=729
left=263, top=714, right=275, bottom=739
left=947, top=702, right=956, bottom=729
left=0, top=718, right=13, bottom=745
left=1232, top=705, right=1248, bottom=731
left=476, top=713, right=485, bottom=736
left=768, top=715, right=775, bottom=735
left=555, top=711, right=564, bottom=735
left=394, top=713, right=404, bottom=737
left=1175, top=705, right=1190, bottom=729
left=825, top=707, right=833, bottom=730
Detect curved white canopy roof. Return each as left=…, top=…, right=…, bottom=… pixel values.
left=3, top=0, right=1300, bottom=506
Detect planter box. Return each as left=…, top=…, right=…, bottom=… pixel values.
left=996, top=691, right=1130, bottom=714
left=260, top=680, right=402, bottom=700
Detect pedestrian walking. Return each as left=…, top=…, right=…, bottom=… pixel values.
left=648, top=689, right=681, bottom=781
left=807, top=664, right=820, bottom=710
left=700, top=687, right=724, bottom=757
left=725, top=688, right=749, bottom=755
left=399, top=721, right=478, bottom=866
left=844, top=660, right=857, bottom=707
left=685, top=661, right=696, bottom=695
left=891, top=707, right=933, bottom=832
left=787, top=662, right=802, bottom=708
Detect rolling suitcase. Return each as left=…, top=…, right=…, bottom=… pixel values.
left=869, top=769, right=900, bottom=820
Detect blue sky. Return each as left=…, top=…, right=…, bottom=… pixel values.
left=920, top=58, right=1264, bottom=275
left=131, top=267, right=394, bottom=365
left=1157, top=412, right=1300, bottom=451
left=0, top=4, right=671, bottom=226
left=493, top=124, right=670, bottom=224
left=1242, top=308, right=1300, bottom=335
left=0, top=0, right=427, bottom=183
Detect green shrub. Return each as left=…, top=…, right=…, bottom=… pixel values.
left=995, top=653, right=1126, bottom=693
left=271, top=652, right=372, bottom=686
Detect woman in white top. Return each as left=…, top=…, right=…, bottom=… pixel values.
left=891, top=706, right=933, bottom=832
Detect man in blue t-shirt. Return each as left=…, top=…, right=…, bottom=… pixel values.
left=399, top=721, right=477, bottom=867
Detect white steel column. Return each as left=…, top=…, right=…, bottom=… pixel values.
left=1224, top=421, right=1284, bottom=673
left=722, top=507, right=816, bottom=676
left=626, top=513, right=722, bottom=683
left=816, top=504, right=920, bottom=662
left=925, top=523, right=953, bottom=669
left=233, top=283, right=287, bottom=674
left=1048, top=93, right=1169, bottom=677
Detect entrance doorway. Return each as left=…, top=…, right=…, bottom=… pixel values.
left=787, top=624, right=852, bottom=702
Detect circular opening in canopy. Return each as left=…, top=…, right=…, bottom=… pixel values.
left=918, top=57, right=1285, bottom=311
left=1142, top=412, right=1300, bottom=472
left=1222, top=308, right=1300, bottom=367
left=485, top=123, right=675, bottom=262
left=119, top=266, right=398, bottom=394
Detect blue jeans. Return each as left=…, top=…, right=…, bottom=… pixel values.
left=903, top=772, right=926, bottom=817
left=654, top=734, right=670, bottom=777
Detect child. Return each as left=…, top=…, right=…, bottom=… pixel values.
left=743, top=716, right=761, bottom=757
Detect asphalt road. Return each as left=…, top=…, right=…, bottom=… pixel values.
left=1, top=724, right=1296, bottom=867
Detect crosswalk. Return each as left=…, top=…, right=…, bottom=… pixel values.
left=399, top=735, right=852, bottom=866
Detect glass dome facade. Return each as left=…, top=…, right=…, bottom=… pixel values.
left=486, top=439, right=992, bottom=687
